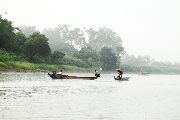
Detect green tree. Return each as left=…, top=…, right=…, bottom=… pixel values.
left=25, top=32, right=51, bottom=61
left=73, top=46, right=100, bottom=67
left=0, top=49, right=17, bottom=62
left=14, top=32, right=27, bottom=54
left=99, top=47, right=117, bottom=71
left=50, top=51, right=65, bottom=64
left=0, top=15, right=16, bottom=51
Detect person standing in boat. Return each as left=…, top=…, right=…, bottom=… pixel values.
left=117, top=69, right=123, bottom=79
left=95, top=69, right=100, bottom=77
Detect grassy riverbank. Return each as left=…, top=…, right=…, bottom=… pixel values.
left=0, top=61, right=95, bottom=73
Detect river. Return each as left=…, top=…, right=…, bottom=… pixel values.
left=0, top=72, right=180, bottom=120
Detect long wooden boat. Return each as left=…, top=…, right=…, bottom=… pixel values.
left=114, top=76, right=130, bottom=81
left=48, top=73, right=99, bottom=80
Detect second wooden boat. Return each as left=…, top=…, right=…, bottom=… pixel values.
left=114, top=76, right=130, bottom=81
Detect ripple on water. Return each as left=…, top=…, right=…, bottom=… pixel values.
left=1, top=73, right=180, bottom=120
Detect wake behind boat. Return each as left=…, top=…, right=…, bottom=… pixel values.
left=48, top=71, right=100, bottom=80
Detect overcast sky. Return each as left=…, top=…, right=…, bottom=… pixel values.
left=1, top=0, right=180, bottom=63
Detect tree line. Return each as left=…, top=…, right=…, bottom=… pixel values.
left=1, top=15, right=180, bottom=73
left=0, top=15, right=124, bottom=71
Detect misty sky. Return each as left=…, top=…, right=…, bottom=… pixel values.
left=1, top=0, right=180, bottom=63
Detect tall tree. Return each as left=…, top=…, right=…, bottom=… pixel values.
left=42, top=25, right=77, bottom=53
left=50, top=51, right=65, bottom=64
left=0, top=15, right=16, bottom=51
left=69, top=28, right=87, bottom=49
left=14, top=32, right=27, bottom=54
left=73, top=46, right=100, bottom=67
left=99, top=47, right=118, bottom=71
left=87, top=27, right=123, bottom=53
left=25, top=32, right=51, bottom=61
left=19, top=25, right=37, bottom=37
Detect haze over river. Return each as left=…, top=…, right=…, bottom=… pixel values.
left=0, top=72, right=180, bottom=120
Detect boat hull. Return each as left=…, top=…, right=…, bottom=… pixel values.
left=114, top=76, right=130, bottom=81
left=48, top=73, right=98, bottom=80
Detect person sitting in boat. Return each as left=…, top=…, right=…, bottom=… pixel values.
left=58, top=69, right=63, bottom=75
left=57, top=70, right=68, bottom=78
left=95, top=69, right=100, bottom=77
left=117, top=69, right=123, bottom=79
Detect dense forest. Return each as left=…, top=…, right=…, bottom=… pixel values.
left=1, top=15, right=180, bottom=74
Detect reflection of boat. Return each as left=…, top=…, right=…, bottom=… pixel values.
left=114, top=76, right=130, bottom=81
left=48, top=72, right=99, bottom=80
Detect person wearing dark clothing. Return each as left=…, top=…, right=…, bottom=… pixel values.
left=117, top=69, right=123, bottom=80
left=95, top=70, right=100, bottom=77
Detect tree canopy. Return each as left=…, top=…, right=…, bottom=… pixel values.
left=24, top=32, right=51, bottom=61
left=100, top=47, right=118, bottom=71
left=0, top=15, right=17, bottom=51
left=87, top=27, right=123, bottom=53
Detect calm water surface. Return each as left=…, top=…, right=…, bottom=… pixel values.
left=0, top=72, right=180, bottom=120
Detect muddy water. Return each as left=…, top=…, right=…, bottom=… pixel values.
left=0, top=72, right=180, bottom=120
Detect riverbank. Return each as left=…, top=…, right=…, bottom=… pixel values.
left=1, top=61, right=180, bottom=74
left=0, top=61, right=96, bottom=73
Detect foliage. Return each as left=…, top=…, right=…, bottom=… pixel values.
left=0, top=49, right=17, bottom=62
left=0, top=61, right=7, bottom=67
left=62, top=55, right=88, bottom=68
left=19, top=25, right=37, bottom=37
left=0, top=15, right=17, bottom=51
left=14, top=32, right=27, bottom=54
left=99, top=47, right=118, bottom=71
left=49, top=51, right=65, bottom=64
left=42, top=26, right=77, bottom=53
left=24, top=32, right=51, bottom=61
left=73, top=46, right=100, bottom=67
left=120, top=54, right=180, bottom=74
left=68, top=28, right=87, bottom=49
left=121, top=54, right=151, bottom=67
left=87, top=27, right=124, bottom=53
left=1, top=16, right=180, bottom=74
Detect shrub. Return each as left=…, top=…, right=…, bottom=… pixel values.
left=0, top=49, right=17, bottom=62
left=62, top=55, right=88, bottom=68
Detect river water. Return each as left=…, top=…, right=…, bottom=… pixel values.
left=0, top=72, right=180, bottom=120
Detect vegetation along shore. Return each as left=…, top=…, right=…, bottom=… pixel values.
left=1, top=15, right=180, bottom=74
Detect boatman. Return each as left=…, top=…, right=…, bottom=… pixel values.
left=58, top=70, right=63, bottom=75
left=95, top=69, right=100, bottom=77
left=117, top=69, right=123, bottom=80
